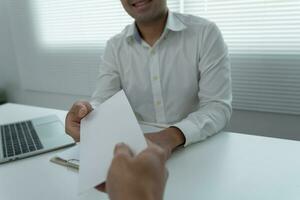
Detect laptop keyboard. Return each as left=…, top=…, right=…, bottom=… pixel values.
left=1, top=121, right=43, bottom=158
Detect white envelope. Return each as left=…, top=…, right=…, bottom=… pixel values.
left=79, top=90, right=147, bottom=194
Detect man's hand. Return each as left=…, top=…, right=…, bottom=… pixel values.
left=98, top=143, right=168, bottom=200
left=65, top=101, right=93, bottom=142
left=145, top=127, right=186, bottom=159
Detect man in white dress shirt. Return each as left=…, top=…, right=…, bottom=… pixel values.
left=66, top=0, right=232, bottom=160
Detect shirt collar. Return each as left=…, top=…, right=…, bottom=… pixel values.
left=126, top=11, right=187, bottom=44
left=165, top=11, right=187, bottom=32
left=126, top=22, right=142, bottom=44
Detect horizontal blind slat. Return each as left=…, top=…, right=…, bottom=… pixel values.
left=9, top=0, right=300, bottom=115
left=184, top=0, right=300, bottom=114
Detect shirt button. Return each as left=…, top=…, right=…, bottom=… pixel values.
left=150, top=49, right=155, bottom=55
left=153, top=76, right=159, bottom=81
left=156, top=101, right=161, bottom=106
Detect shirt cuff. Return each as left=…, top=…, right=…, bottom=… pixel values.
left=173, top=119, right=201, bottom=147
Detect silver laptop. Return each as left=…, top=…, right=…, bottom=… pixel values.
left=0, top=115, right=75, bottom=164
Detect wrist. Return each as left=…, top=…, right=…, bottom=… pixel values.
left=117, top=189, right=159, bottom=200
left=161, top=127, right=185, bottom=151
left=130, top=194, right=158, bottom=200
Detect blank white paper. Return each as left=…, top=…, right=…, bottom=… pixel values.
left=79, top=90, right=147, bottom=194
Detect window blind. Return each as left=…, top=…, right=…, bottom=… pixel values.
left=7, top=0, right=179, bottom=96
left=7, top=0, right=300, bottom=115
left=32, top=0, right=180, bottom=48
left=185, top=0, right=300, bottom=115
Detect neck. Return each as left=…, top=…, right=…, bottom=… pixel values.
left=136, top=11, right=168, bottom=46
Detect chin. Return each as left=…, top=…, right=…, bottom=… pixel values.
left=133, top=9, right=165, bottom=23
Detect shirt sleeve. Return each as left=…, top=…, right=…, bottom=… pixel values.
left=173, top=22, right=232, bottom=147
left=90, top=39, right=121, bottom=108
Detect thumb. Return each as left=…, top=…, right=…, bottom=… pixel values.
left=78, top=102, right=93, bottom=118
left=114, top=143, right=134, bottom=158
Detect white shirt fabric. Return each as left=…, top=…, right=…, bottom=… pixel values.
left=91, top=11, right=232, bottom=146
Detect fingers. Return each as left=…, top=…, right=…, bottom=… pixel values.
left=113, top=142, right=166, bottom=164
left=145, top=140, right=170, bottom=163
left=65, top=101, right=92, bottom=142
left=114, top=143, right=134, bottom=158
left=143, top=144, right=169, bottom=165
left=146, top=138, right=155, bottom=146
left=78, top=101, right=93, bottom=118
left=70, top=101, right=93, bottom=119
left=144, top=133, right=172, bottom=160
left=65, top=112, right=80, bottom=141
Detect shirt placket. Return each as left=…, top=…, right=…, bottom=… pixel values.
left=148, top=47, right=167, bottom=123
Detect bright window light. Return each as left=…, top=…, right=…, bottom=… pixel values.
left=31, top=0, right=179, bottom=48
left=32, top=0, right=133, bottom=48
left=185, top=0, right=300, bottom=55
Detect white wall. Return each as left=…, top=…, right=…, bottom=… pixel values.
left=0, top=0, right=299, bottom=140
left=0, top=0, right=89, bottom=110
left=0, top=0, right=20, bottom=103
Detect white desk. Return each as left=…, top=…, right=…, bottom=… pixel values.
left=1, top=103, right=300, bottom=200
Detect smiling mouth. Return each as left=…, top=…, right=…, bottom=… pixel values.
left=131, top=0, right=151, bottom=8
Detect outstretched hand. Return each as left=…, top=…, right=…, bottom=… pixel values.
left=97, top=142, right=169, bottom=200
left=65, top=101, right=93, bottom=142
